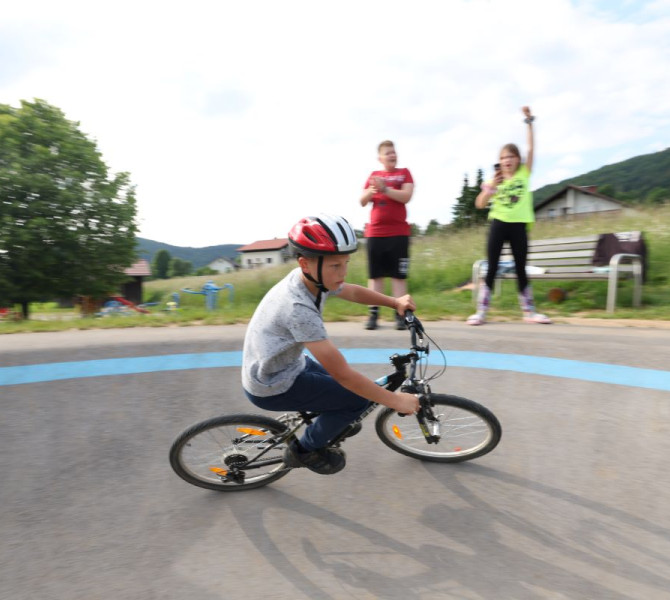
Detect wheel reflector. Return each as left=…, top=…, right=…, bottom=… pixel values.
left=236, top=427, right=266, bottom=436
left=392, top=425, right=402, bottom=439
left=209, top=467, right=228, bottom=475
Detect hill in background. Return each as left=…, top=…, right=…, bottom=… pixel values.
left=135, top=238, right=243, bottom=269
left=533, top=147, right=670, bottom=205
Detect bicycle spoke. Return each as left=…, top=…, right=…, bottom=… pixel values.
left=376, top=395, right=501, bottom=463
left=170, top=415, right=291, bottom=491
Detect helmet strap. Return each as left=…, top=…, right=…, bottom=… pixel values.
left=301, top=255, right=327, bottom=309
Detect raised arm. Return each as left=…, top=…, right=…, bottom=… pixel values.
left=522, top=106, right=535, bottom=173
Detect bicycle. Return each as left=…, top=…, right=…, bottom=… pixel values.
left=169, top=312, right=502, bottom=491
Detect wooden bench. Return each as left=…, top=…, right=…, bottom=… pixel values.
left=471, top=234, right=644, bottom=313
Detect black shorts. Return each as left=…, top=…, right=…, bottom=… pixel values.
left=366, top=236, right=410, bottom=279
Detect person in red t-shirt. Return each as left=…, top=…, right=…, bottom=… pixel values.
left=360, top=140, right=414, bottom=330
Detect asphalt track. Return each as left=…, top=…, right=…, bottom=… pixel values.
left=1, top=320, right=669, bottom=599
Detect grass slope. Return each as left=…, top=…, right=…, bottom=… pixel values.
left=3, top=205, right=669, bottom=333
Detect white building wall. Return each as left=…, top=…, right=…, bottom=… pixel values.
left=208, top=258, right=235, bottom=273
left=573, top=194, right=620, bottom=215
left=536, top=190, right=623, bottom=220
left=241, top=250, right=285, bottom=269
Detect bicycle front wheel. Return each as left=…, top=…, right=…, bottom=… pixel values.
left=375, top=394, right=501, bottom=463
left=169, top=414, right=290, bottom=491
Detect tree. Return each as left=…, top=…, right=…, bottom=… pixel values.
left=0, top=99, right=137, bottom=318
left=645, top=187, right=669, bottom=205
left=152, top=249, right=171, bottom=279
left=409, top=223, right=422, bottom=236
left=169, top=257, right=192, bottom=277
left=451, top=170, right=487, bottom=228
left=0, top=252, right=11, bottom=306
left=598, top=183, right=616, bottom=198
left=424, top=219, right=441, bottom=235
left=451, top=174, right=471, bottom=227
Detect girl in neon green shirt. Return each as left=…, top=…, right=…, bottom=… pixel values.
left=468, top=106, right=551, bottom=326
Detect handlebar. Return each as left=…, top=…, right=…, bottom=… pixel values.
left=403, top=310, right=425, bottom=350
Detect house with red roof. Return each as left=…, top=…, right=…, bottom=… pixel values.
left=237, top=238, right=290, bottom=269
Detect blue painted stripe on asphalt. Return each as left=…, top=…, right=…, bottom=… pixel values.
left=0, top=352, right=241, bottom=386
left=1, top=349, right=669, bottom=391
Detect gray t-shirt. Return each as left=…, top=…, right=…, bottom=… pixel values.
left=242, top=268, right=336, bottom=397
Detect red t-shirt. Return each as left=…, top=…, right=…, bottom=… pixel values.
left=363, top=168, right=413, bottom=237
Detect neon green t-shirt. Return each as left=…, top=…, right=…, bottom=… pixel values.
left=487, top=164, right=535, bottom=224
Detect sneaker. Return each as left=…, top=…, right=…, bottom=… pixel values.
left=283, top=439, right=346, bottom=475
left=466, top=313, right=485, bottom=326
left=395, top=314, right=407, bottom=330
left=523, top=312, right=552, bottom=324
left=365, top=314, right=378, bottom=330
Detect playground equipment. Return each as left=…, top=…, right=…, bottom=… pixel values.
left=96, top=300, right=129, bottom=317
left=180, top=280, right=234, bottom=310
left=163, top=292, right=181, bottom=312
left=96, top=296, right=156, bottom=317
left=0, top=307, right=20, bottom=321
left=111, top=296, right=150, bottom=313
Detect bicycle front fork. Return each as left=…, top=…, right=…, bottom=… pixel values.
left=402, top=388, right=440, bottom=444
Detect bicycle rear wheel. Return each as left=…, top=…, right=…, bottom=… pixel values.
left=375, top=394, right=501, bottom=463
left=169, top=414, right=290, bottom=491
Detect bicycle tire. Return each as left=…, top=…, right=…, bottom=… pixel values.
left=375, top=394, right=501, bottom=463
left=169, top=414, right=291, bottom=491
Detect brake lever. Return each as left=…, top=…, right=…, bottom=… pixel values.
left=403, top=310, right=424, bottom=334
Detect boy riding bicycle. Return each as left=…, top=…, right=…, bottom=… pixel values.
left=242, top=214, right=420, bottom=475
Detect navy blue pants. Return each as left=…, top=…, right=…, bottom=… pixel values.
left=244, top=356, right=371, bottom=451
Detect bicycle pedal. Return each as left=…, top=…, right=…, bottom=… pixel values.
left=209, top=466, right=231, bottom=481
left=210, top=466, right=245, bottom=484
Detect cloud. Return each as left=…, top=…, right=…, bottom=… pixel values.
left=1, top=0, right=669, bottom=245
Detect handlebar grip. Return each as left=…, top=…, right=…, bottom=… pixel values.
left=403, top=310, right=424, bottom=333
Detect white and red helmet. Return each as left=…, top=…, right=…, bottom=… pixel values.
left=288, top=214, right=358, bottom=258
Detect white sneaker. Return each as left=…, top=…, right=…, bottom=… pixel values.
left=523, top=312, right=552, bottom=324
left=466, top=313, right=486, bottom=326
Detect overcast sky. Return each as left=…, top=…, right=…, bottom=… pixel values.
left=2, top=0, right=669, bottom=247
